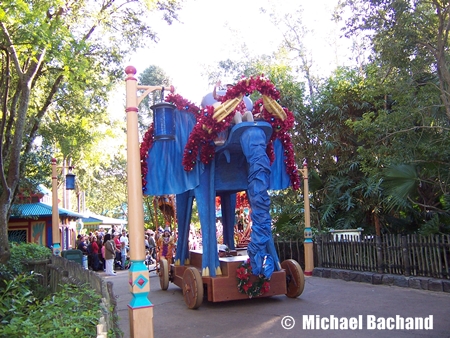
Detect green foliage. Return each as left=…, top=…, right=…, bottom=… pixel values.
left=305, top=68, right=374, bottom=231
left=0, top=273, right=37, bottom=324
left=0, top=0, right=184, bottom=263
left=271, top=190, right=306, bottom=241
left=0, top=283, right=102, bottom=337
left=418, top=214, right=450, bottom=236
left=139, top=65, right=172, bottom=106
left=0, top=243, right=52, bottom=300
left=382, top=165, right=419, bottom=210
left=203, top=1, right=450, bottom=236
left=0, top=243, right=103, bottom=336
left=3, top=242, right=51, bottom=276
left=272, top=208, right=304, bottom=242
left=330, top=0, right=450, bottom=234
left=83, top=152, right=128, bottom=218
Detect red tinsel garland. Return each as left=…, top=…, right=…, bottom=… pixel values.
left=140, top=124, right=154, bottom=192
left=139, top=75, right=300, bottom=192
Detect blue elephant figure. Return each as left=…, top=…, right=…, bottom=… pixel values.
left=143, top=103, right=291, bottom=278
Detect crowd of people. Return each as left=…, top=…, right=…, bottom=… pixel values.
left=74, top=224, right=205, bottom=276
left=75, top=226, right=130, bottom=276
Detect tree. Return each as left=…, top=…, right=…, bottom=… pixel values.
left=137, top=65, right=172, bottom=133
left=0, top=0, right=182, bottom=263
left=340, top=0, right=450, bottom=234
left=340, top=0, right=450, bottom=121
left=262, top=4, right=318, bottom=106
left=78, top=129, right=128, bottom=219
left=306, top=67, right=384, bottom=232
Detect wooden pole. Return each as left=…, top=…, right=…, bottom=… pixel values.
left=300, top=161, right=314, bottom=276
left=51, top=158, right=61, bottom=256
left=125, top=66, right=173, bottom=337
left=125, top=66, right=154, bottom=338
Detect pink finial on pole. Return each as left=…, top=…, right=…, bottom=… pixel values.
left=125, top=65, right=137, bottom=75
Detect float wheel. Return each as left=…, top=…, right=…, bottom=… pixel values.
left=159, top=258, right=169, bottom=290
left=281, top=259, right=305, bottom=298
left=182, top=267, right=203, bottom=309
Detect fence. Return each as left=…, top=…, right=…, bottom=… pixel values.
left=25, top=256, right=119, bottom=337
left=274, top=237, right=305, bottom=268
left=316, top=233, right=450, bottom=279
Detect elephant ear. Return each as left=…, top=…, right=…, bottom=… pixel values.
left=143, top=109, right=201, bottom=196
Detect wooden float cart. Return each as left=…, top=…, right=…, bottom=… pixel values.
left=158, top=250, right=305, bottom=309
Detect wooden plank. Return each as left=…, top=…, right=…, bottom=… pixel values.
left=434, top=235, right=441, bottom=278
left=423, top=235, right=429, bottom=276
left=444, top=235, right=450, bottom=278
left=325, top=235, right=331, bottom=267
left=219, top=255, right=248, bottom=276
left=171, top=265, right=187, bottom=289
left=189, top=250, right=203, bottom=269
left=411, top=234, right=418, bottom=276
left=362, top=238, right=367, bottom=271
left=210, top=270, right=286, bottom=302
left=396, top=234, right=402, bottom=274
left=383, top=235, right=389, bottom=273
left=289, top=238, right=292, bottom=259
left=407, top=235, right=414, bottom=276
left=430, top=235, right=438, bottom=277
left=417, top=234, right=424, bottom=275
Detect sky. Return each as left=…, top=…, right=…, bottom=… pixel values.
left=123, top=0, right=352, bottom=103
left=115, top=0, right=352, bottom=112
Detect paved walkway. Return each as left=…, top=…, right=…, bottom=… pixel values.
left=102, top=266, right=450, bottom=338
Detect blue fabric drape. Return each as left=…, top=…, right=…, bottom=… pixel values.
left=269, top=138, right=291, bottom=190
left=144, top=109, right=201, bottom=196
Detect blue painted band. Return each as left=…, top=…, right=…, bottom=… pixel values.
left=129, top=260, right=148, bottom=272
left=129, top=293, right=153, bottom=308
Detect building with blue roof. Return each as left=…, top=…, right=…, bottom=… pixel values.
left=8, top=202, right=84, bottom=250
left=8, top=185, right=126, bottom=249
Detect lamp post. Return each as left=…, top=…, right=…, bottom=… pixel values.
left=300, top=160, right=314, bottom=276
left=125, top=66, right=174, bottom=338
left=51, top=158, right=61, bottom=256
left=51, top=158, right=77, bottom=255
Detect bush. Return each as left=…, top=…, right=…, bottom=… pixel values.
left=0, top=273, right=37, bottom=324
left=272, top=208, right=305, bottom=242
left=0, top=243, right=103, bottom=337
left=0, top=242, right=52, bottom=299
left=3, top=242, right=51, bottom=276
left=0, top=283, right=101, bottom=337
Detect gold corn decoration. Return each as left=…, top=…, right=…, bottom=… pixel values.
left=202, top=124, right=212, bottom=134
left=262, top=95, right=287, bottom=121
left=212, top=95, right=243, bottom=121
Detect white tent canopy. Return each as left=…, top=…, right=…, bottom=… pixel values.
left=89, top=214, right=127, bottom=225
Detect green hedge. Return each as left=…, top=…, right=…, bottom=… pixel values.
left=0, top=243, right=102, bottom=338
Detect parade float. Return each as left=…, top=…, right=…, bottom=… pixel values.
left=140, top=75, right=305, bottom=309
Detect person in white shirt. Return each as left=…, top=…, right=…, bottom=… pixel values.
left=119, top=229, right=129, bottom=269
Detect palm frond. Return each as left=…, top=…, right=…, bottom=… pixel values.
left=382, top=164, right=418, bottom=199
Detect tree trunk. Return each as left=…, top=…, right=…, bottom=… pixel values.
left=0, top=42, right=42, bottom=263
left=374, top=212, right=381, bottom=237
left=0, top=198, right=11, bottom=263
